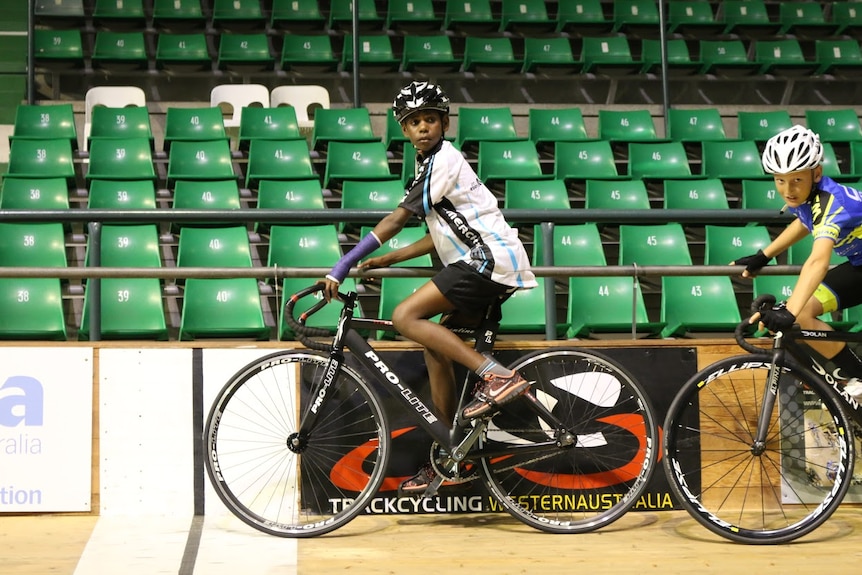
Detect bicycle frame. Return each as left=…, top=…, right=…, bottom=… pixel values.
left=296, top=290, right=574, bottom=468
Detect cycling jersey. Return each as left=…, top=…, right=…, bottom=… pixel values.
left=399, top=139, right=537, bottom=289
left=789, top=175, right=862, bottom=266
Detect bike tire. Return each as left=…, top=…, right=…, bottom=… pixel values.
left=479, top=348, right=659, bottom=533
left=663, top=354, right=855, bottom=544
left=204, top=350, right=391, bottom=537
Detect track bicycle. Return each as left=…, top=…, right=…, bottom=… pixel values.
left=664, top=294, right=862, bottom=544
left=204, top=283, right=659, bottom=537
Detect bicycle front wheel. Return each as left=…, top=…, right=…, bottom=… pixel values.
left=204, top=351, right=391, bottom=537
left=480, top=348, right=659, bottom=534
left=664, top=354, right=854, bottom=544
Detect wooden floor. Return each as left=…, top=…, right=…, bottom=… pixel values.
left=6, top=508, right=862, bottom=574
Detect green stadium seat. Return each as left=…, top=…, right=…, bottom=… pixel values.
left=237, top=106, right=302, bottom=152
left=310, top=107, right=378, bottom=152
left=216, top=33, right=273, bottom=71
left=359, top=225, right=433, bottom=268
left=814, top=39, right=862, bottom=77
left=152, top=0, right=206, bottom=30
left=598, top=109, right=660, bottom=143
left=6, top=139, right=75, bottom=182
left=499, top=0, right=556, bottom=33
left=167, top=140, right=236, bottom=184
left=528, top=107, right=590, bottom=151
left=10, top=103, right=77, bottom=150
left=612, top=0, right=660, bottom=37
left=341, top=34, right=400, bottom=73
left=667, top=107, right=726, bottom=143
left=478, top=140, right=549, bottom=187
left=176, top=226, right=268, bottom=340
left=719, top=0, right=781, bottom=38
left=92, top=32, right=148, bottom=70
left=164, top=107, right=228, bottom=152
left=752, top=275, right=797, bottom=302
left=455, top=107, right=524, bottom=155
left=328, top=0, right=383, bottom=30
left=778, top=2, right=838, bottom=38
left=211, top=0, right=265, bottom=28
left=737, top=110, right=793, bottom=143
left=521, top=37, right=576, bottom=75
left=340, top=179, right=405, bottom=230
left=554, top=140, right=624, bottom=184
left=0, top=222, right=67, bottom=340
left=386, top=0, right=441, bottom=31
left=79, top=224, right=167, bottom=340
left=280, top=34, right=338, bottom=73
left=87, top=105, right=153, bottom=151
left=555, top=0, right=613, bottom=35
left=532, top=223, right=606, bottom=267
left=566, top=276, right=662, bottom=338
left=580, top=36, right=642, bottom=76
left=0, top=178, right=69, bottom=210
left=833, top=2, right=862, bottom=37
left=400, top=35, right=460, bottom=74
left=704, top=225, right=772, bottom=266
left=619, top=224, right=692, bottom=266
left=663, top=179, right=729, bottom=210
left=701, top=140, right=766, bottom=180
left=156, top=33, right=211, bottom=71
left=462, top=37, right=520, bottom=74
left=699, top=40, right=759, bottom=77
left=88, top=179, right=157, bottom=209
left=628, top=142, right=694, bottom=181
left=245, top=139, right=315, bottom=188
left=640, top=38, right=702, bottom=76
left=505, top=179, right=570, bottom=211
left=499, top=278, right=557, bottom=334
left=256, top=179, right=325, bottom=212
left=33, top=29, right=84, bottom=69
left=667, top=0, right=724, bottom=37
left=270, top=0, right=326, bottom=30
left=443, top=0, right=498, bottom=32
left=755, top=39, right=818, bottom=77
left=34, top=0, right=85, bottom=23
left=172, top=179, right=242, bottom=227
left=86, top=138, right=156, bottom=181
left=660, top=276, right=742, bottom=337
left=740, top=179, right=784, bottom=211
left=805, top=108, right=862, bottom=143
left=585, top=179, right=650, bottom=210
left=92, top=0, right=146, bottom=26
left=323, top=141, right=397, bottom=189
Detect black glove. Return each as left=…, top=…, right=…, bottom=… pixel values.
left=759, top=301, right=796, bottom=333
left=733, top=249, right=771, bottom=275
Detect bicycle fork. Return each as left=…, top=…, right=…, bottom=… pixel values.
left=751, top=334, right=787, bottom=455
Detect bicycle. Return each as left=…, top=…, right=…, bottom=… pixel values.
left=663, top=294, right=862, bottom=544
left=204, top=283, right=659, bottom=537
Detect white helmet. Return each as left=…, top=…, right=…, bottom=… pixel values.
left=761, top=125, right=823, bottom=174
left=392, top=81, right=450, bottom=123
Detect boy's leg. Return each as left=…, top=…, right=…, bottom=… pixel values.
left=423, top=347, right=456, bottom=424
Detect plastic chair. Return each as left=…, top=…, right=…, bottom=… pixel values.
left=400, top=35, right=460, bottom=74
left=210, top=84, right=269, bottom=129
left=554, top=140, right=624, bottom=183
left=87, top=105, right=153, bottom=152
left=6, top=139, right=75, bottom=182
left=310, top=107, right=378, bottom=152
left=92, top=0, right=146, bottom=25
left=532, top=223, right=606, bottom=267
left=598, top=109, right=660, bottom=143
left=667, top=108, right=726, bottom=143
left=92, top=32, right=148, bottom=70
left=86, top=138, right=156, bottom=181
left=386, top=0, right=441, bottom=32
left=0, top=222, right=67, bottom=340
left=167, top=140, right=236, bottom=184
left=741, top=179, right=784, bottom=211
left=461, top=37, right=521, bottom=74
left=163, top=107, right=228, bottom=151
left=455, top=107, right=524, bottom=155
left=176, top=226, right=268, bottom=340
left=270, top=0, right=326, bottom=30
left=528, top=108, right=590, bottom=150
left=521, top=37, right=576, bottom=75
left=814, top=39, right=862, bottom=77
left=737, top=110, right=793, bottom=143
left=256, top=179, right=325, bottom=228
left=244, top=139, right=315, bottom=188
left=566, top=277, right=662, bottom=338
left=34, top=0, right=85, bottom=22
left=323, top=142, right=396, bottom=189
left=33, top=29, right=84, bottom=70
left=79, top=224, right=167, bottom=340
left=612, top=0, right=660, bottom=37
left=556, top=0, right=613, bottom=35
left=667, top=0, right=724, bottom=37
left=628, top=142, right=694, bottom=181
left=663, top=179, right=729, bottom=210
left=619, top=224, right=692, bottom=266
left=704, top=225, right=772, bottom=265
left=499, top=279, right=554, bottom=334
left=270, top=85, right=330, bottom=131
left=340, top=179, right=405, bottom=230
left=0, top=178, right=69, bottom=211
left=84, top=86, right=146, bottom=150
left=833, top=2, right=862, bottom=37
left=341, top=34, right=400, bottom=74
left=499, top=0, right=556, bottom=34
left=217, top=33, right=273, bottom=71
left=641, top=39, right=702, bottom=76
left=237, top=106, right=302, bottom=152
left=585, top=179, right=650, bottom=210
left=211, top=0, right=265, bottom=28
left=778, top=2, right=838, bottom=38
left=755, top=39, right=818, bottom=77
left=11, top=103, right=77, bottom=150
left=504, top=179, right=570, bottom=211
left=88, top=179, right=157, bottom=209
left=478, top=141, right=549, bottom=187
left=328, top=0, right=383, bottom=30
left=280, top=34, right=338, bottom=73
left=443, top=0, right=498, bottom=32
left=701, top=140, right=766, bottom=180
left=172, top=179, right=242, bottom=223
left=719, top=0, right=781, bottom=38
left=699, top=40, right=759, bottom=77
left=358, top=225, right=433, bottom=267
left=580, top=36, right=642, bottom=76
left=152, top=0, right=206, bottom=30
left=660, top=276, right=742, bottom=337
left=805, top=109, right=862, bottom=143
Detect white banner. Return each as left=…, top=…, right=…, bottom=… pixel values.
left=0, top=347, right=93, bottom=512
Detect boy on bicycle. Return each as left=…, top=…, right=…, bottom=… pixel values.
left=733, top=124, right=862, bottom=394
left=320, top=81, right=537, bottom=493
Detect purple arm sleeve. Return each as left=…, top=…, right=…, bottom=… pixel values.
left=326, top=232, right=382, bottom=283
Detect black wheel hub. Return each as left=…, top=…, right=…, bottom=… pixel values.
left=287, top=432, right=308, bottom=453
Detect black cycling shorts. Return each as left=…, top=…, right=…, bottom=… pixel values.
left=431, top=261, right=517, bottom=326
left=816, top=261, right=862, bottom=313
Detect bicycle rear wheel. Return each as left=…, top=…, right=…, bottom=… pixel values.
left=204, top=351, right=391, bottom=537
left=664, top=354, right=854, bottom=544
left=480, top=348, right=659, bottom=533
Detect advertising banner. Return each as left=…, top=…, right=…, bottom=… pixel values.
left=0, top=347, right=93, bottom=512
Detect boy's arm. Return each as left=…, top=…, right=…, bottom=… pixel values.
left=360, top=234, right=434, bottom=269
left=737, top=219, right=809, bottom=278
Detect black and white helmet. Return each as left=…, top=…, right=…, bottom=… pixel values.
left=761, top=125, right=824, bottom=174
left=392, top=81, right=450, bottom=123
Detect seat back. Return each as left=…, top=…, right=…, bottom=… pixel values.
left=310, top=107, right=378, bottom=151
left=84, top=86, right=146, bottom=146
left=11, top=103, right=77, bottom=148
left=660, top=276, right=741, bottom=337
left=88, top=106, right=153, bottom=152
left=741, top=179, right=783, bottom=210
left=400, top=35, right=459, bottom=73
left=280, top=34, right=337, bottom=72
left=268, top=224, right=342, bottom=268
left=585, top=179, right=650, bottom=210
left=323, top=141, right=395, bottom=188
left=92, top=32, right=147, bottom=68
left=500, top=0, right=554, bottom=32
left=386, top=0, right=440, bottom=31
left=455, top=106, right=523, bottom=153
left=87, top=138, right=155, bottom=181
left=701, top=140, right=766, bottom=179
left=0, top=178, right=69, bottom=210
left=504, top=179, right=570, bottom=211
left=340, top=179, right=405, bottom=228
left=704, top=225, right=772, bottom=265
left=256, top=179, right=325, bottom=211
left=245, top=139, right=315, bottom=187
left=598, top=109, right=659, bottom=142
left=33, top=29, right=84, bottom=66
left=210, top=84, right=269, bottom=129
left=462, top=37, right=519, bottom=73
left=443, top=0, right=497, bottom=31
left=211, top=0, right=264, bottom=25
left=663, top=178, right=729, bottom=210
left=0, top=222, right=67, bottom=267
left=172, top=179, right=241, bottom=213
left=341, top=34, right=400, bottom=72
left=815, top=39, right=862, bottom=76
left=805, top=108, right=862, bottom=142
left=737, top=110, right=793, bottom=142
left=581, top=36, right=640, bottom=75
left=167, top=140, right=236, bottom=183
left=478, top=140, right=546, bottom=184
left=7, top=138, right=75, bottom=181
left=499, top=279, right=550, bottom=334
left=667, top=107, right=726, bottom=142
left=619, top=224, right=691, bottom=265
left=528, top=107, right=589, bottom=146
left=177, top=226, right=251, bottom=267
left=328, top=0, right=382, bottom=29
left=237, top=106, right=302, bottom=152
left=699, top=40, right=759, bottom=76
left=566, top=276, right=658, bottom=338
left=521, top=36, right=573, bottom=73
left=628, top=141, right=693, bottom=179
left=88, top=179, right=157, bottom=209
left=554, top=140, right=621, bottom=181
left=532, top=223, right=606, bottom=266
left=164, top=106, right=228, bottom=150
left=216, top=33, right=273, bottom=70
left=270, top=0, right=325, bottom=28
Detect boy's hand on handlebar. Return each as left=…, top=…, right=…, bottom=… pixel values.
left=749, top=299, right=796, bottom=333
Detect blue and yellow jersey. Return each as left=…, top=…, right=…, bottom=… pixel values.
left=789, top=176, right=862, bottom=266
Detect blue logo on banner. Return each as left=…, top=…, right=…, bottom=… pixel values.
left=0, top=376, right=44, bottom=427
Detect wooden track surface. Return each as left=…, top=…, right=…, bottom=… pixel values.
left=6, top=508, right=862, bottom=574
